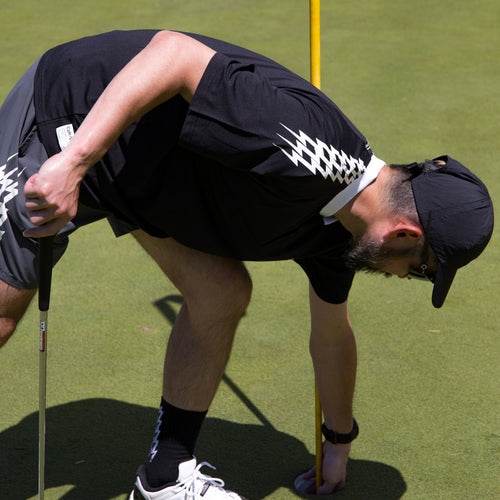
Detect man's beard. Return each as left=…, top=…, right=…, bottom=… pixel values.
left=343, top=235, right=421, bottom=277
left=343, top=237, right=393, bottom=277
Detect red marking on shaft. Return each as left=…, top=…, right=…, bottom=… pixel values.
left=39, top=322, right=46, bottom=352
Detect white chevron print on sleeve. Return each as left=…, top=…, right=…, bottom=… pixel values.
left=274, top=123, right=367, bottom=183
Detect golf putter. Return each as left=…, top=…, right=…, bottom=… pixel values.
left=38, top=236, right=53, bottom=500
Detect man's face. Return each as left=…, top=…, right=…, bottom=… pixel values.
left=344, top=233, right=437, bottom=281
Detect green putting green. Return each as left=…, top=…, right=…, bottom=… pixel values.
left=0, top=1, right=498, bottom=498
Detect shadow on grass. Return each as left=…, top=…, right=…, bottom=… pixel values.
left=152, top=296, right=407, bottom=498
left=0, top=294, right=406, bottom=498
left=1, top=397, right=406, bottom=499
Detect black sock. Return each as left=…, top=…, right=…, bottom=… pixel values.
left=144, top=398, right=207, bottom=488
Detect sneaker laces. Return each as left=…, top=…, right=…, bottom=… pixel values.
left=178, top=462, right=241, bottom=499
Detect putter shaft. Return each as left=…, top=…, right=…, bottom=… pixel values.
left=38, top=237, right=53, bottom=500
left=38, top=311, right=47, bottom=499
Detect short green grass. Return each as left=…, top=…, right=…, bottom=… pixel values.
left=0, top=1, right=498, bottom=498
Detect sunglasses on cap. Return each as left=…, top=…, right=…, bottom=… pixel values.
left=406, top=238, right=435, bottom=283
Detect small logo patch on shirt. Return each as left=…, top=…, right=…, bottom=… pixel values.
left=56, top=124, right=75, bottom=151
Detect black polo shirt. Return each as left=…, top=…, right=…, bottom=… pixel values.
left=34, top=30, right=382, bottom=303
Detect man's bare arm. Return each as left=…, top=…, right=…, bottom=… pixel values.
left=308, top=286, right=357, bottom=494
left=24, top=31, right=216, bottom=237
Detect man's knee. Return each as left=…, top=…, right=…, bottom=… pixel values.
left=134, top=232, right=253, bottom=321
left=177, top=259, right=252, bottom=332
left=199, top=261, right=252, bottom=321
left=0, top=318, right=20, bottom=348
left=0, top=282, right=36, bottom=348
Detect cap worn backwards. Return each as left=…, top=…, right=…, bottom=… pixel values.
left=409, top=155, right=494, bottom=308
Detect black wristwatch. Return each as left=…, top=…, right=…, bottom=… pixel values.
left=321, top=418, right=359, bottom=444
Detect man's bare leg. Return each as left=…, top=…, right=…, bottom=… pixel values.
left=132, top=231, right=252, bottom=489
left=0, top=280, right=36, bottom=348
left=132, top=230, right=252, bottom=411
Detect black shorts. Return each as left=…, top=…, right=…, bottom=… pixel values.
left=0, top=60, right=134, bottom=289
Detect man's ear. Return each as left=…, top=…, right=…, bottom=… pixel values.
left=383, top=222, right=423, bottom=242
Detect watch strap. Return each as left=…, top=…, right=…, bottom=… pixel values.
left=321, top=418, right=359, bottom=444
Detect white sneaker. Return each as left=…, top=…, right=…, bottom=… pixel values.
left=130, top=457, right=246, bottom=499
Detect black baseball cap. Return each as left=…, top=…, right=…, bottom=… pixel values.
left=409, top=155, right=494, bottom=308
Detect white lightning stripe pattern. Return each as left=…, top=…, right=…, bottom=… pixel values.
left=274, top=123, right=367, bottom=184
left=0, top=154, right=20, bottom=241
left=148, top=404, right=165, bottom=462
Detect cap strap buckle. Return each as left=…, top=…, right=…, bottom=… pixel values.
left=405, top=162, right=423, bottom=179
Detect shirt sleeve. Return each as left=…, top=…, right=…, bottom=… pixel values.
left=179, top=51, right=366, bottom=177
left=295, top=253, right=355, bottom=304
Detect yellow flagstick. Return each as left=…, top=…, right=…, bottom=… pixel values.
left=309, top=0, right=323, bottom=494
left=310, top=0, right=321, bottom=89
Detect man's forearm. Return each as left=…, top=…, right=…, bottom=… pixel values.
left=310, top=327, right=357, bottom=433
left=308, top=287, right=357, bottom=434
left=307, top=290, right=357, bottom=494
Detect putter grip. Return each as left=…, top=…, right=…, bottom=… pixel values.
left=38, top=237, right=54, bottom=312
